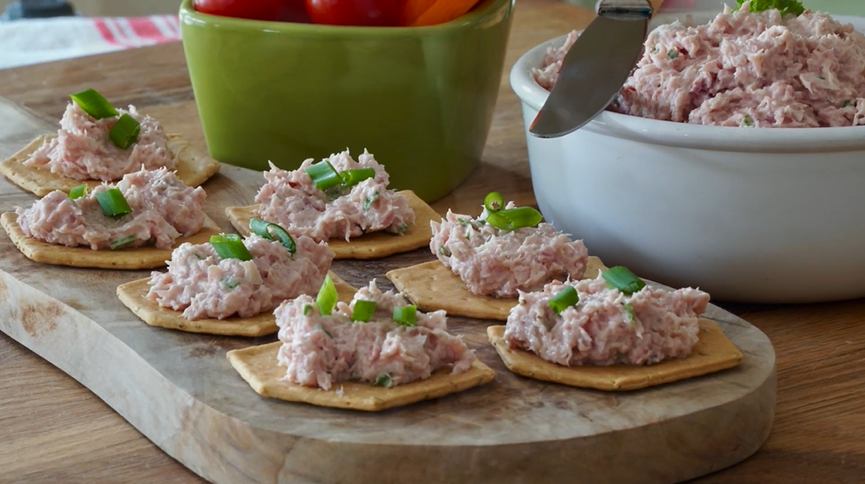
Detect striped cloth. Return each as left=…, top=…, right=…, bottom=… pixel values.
left=0, top=15, right=181, bottom=70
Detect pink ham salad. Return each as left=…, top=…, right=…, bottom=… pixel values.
left=147, top=234, right=333, bottom=320
left=254, top=150, right=415, bottom=242
left=430, top=203, right=589, bottom=298
left=24, top=102, right=175, bottom=180
left=16, top=167, right=205, bottom=251
left=504, top=274, right=710, bottom=366
left=533, top=4, right=865, bottom=127
left=276, top=280, right=476, bottom=390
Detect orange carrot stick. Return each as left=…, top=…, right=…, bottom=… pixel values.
left=409, top=0, right=484, bottom=27
left=402, top=0, right=438, bottom=25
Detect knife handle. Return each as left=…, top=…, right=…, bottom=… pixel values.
left=597, top=0, right=653, bottom=19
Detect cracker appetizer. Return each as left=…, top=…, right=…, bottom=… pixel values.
left=227, top=277, right=495, bottom=411
left=1, top=167, right=220, bottom=269
left=117, top=219, right=343, bottom=337
left=0, top=88, right=219, bottom=196
left=225, top=149, right=440, bottom=259
left=387, top=192, right=604, bottom=321
left=488, top=266, right=743, bottom=391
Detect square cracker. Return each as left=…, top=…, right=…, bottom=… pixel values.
left=386, top=256, right=608, bottom=321
left=225, top=190, right=439, bottom=260
left=227, top=341, right=496, bottom=411
left=0, top=134, right=221, bottom=197
left=487, top=319, right=744, bottom=392
left=116, top=272, right=357, bottom=337
left=1, top=211, right=222, bottom=270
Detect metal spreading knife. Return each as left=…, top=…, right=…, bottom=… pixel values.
left=528, top=0, right=653, bottom=138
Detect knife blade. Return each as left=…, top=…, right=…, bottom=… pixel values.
left=528, top=0, right=652, bottom=138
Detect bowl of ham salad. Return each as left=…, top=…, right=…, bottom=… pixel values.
left=510, top=3, right=865, bottom=304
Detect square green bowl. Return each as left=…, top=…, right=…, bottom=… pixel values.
left=179, top=0, right=515, bottom=202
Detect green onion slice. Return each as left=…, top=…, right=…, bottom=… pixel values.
left=94, top=188, right=132, bottom=217
left=250, top=218, right=296, bottom=254
left=484, top=192, right=505, bottom=212
left=209, top=234, right=253, bottom=261
left=109, top=235, right=136, bottom=250
left=373, top=373, right=392, bottom=387
left=340, top=168, right=376, bottom=188
left=392, top=305, right=417, bottom=327
left=486, top=206, right=543, bottom=231
left=351, top=300, right=377, bottom=322
left=108, top=113, right=140, bottom=149
left=315, top=274, right=338, bottom=316
left=70, top=88, right=118, bottom=120
left=302, top=304, right=314, bottom=316
left=549, top=286, right=579, bottom=315
left=305, top=161, right=342, bottom=191
left=602, top=266, right=646, bottom=295
left=68, top=184, right=88, bottom=200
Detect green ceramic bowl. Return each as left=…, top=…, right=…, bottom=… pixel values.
left=179, top=0, right=515, bottom=202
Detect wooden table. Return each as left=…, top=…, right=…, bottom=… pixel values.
left=1, top=1, right=863, bottom=482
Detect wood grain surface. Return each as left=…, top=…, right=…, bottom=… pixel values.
left=0, top=0, right=862, bottom=483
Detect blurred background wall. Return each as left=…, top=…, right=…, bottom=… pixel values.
left=0, top=0, right=180, bottom=16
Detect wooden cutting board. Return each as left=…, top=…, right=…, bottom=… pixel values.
left=0, top=99, right=775, bottom=484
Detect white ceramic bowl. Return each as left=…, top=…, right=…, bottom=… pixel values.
left=511, top=13, right=865, bottom=304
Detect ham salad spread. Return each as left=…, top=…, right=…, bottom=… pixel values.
left=147, top=234, right=334, bottom=320
left=534, top=3, right=865, bottom=127
left=430, top=201, right=589, bottom=298
left=504, top=272, right=710, bottom=366
left=25, top=101, right=175, bottom=180
left=254, top=150, right=415, bottom=242
left=17, top=167, right=205, bottom=251
left=276, top=280, right=476, bottom=390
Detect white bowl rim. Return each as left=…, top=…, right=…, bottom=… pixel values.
left=510, top=12, right=865, bottom=152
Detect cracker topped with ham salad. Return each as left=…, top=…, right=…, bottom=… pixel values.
left=0, top=166, right=221, bottom=270
left=488, top=266, right=743, bottom=391
left=227, top=276, right=495, bottom=411
left=0, top=88, right=220, bottom=196
left=225, top=149, right=440, bottom=259
left=387, top=192, right=606, bottom=321
left=116, top=218, right=352, bottom=337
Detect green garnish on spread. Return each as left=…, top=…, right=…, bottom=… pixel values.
left=735, top=0, right=804, bottom=16
left=315, top=274, right=338, bottom=316
left=303, top=304, right=314, bottom=316
left=351, top=300, right=377, bottom=322
left=602, top=266, right=646, bottom=295
left=373, top=373, right=393, bottom=387
left=624, top=302, right=637, bottom=322
left=68, top=184, right=88, bottom=200
left=392, top=305, right=417, bottom=327
left=210, top=234, right=253, bottom=261
left=250, top=217, right=296, bottom=254
left=743, top=114, right=755, bottom=127
left=70, top=89, right=118, bottom=120
left=667, top=49, right=679, bottom=60
left=486, top=206, right=544, bottom=231
left=484, top=191, right=504, bottom=212
left=109, top=113, right=141, bottom=150
left=94, top=188, right=131, bottom=217
left=306, top=161, right=378, bottom=193
left=549, top=286, right=579, bottom=315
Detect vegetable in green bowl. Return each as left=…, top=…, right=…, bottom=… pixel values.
left=179, top=0, right=515, bottom=202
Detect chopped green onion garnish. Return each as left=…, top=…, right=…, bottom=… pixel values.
left=303, top=304, right=314, bottom=316
left=351, top=300, right=377, bottom=322
left=549, top=286, right=579, bottom=315
left=363, top=192, right=379, bottom=211
left=221, top=276, right=241, bottom=290
left=109, top=235, right=135, bottom=250
left=373, top=373, right=392, bottom=387
left=94, top=188, right=132, bottom=217
left=209, top=234, right=252, bottom=261
left=109, top=113, right=140, bottom=149
left=68, top=184, right=88, bottom=200
left=70, top=88, right=118, bottom=120
left=624, top=302, right=637, bottom=323
left=485, top=206, right=543, bottom=231
left=250, top=218, right=296, bottom=254
left=392, top=305, right=417, bottom=327
left=438, top=246, right=451, bottom=257
left=316, top=274, right=338, bottom=316
left=322, top=327, right=333, bottom=339
left=340, top=168, right=376, bottom=187
left=602, top=266, right=646, bottom=295
left=484, top=192, right=504, bottom=212
left=305, top=161, right=342, bottom=191
left=734, top=0, right=804, bottom=16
